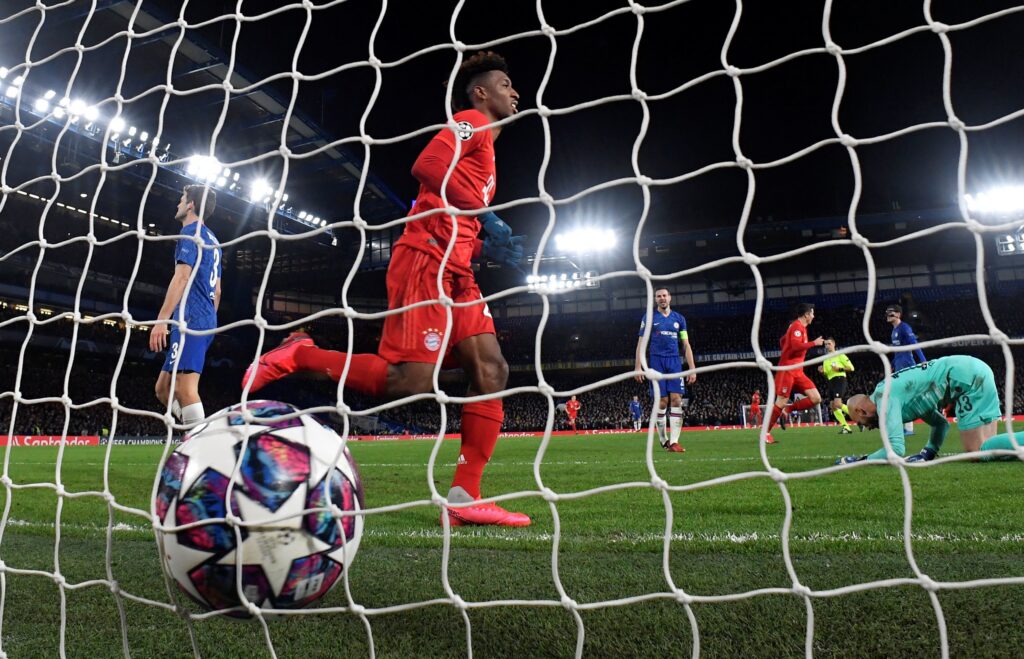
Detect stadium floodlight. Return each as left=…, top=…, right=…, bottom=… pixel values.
left=53, top=106, right=65, bottom=119
left=84, top=105, right=99, bottom=122
left=215, top=176, right=226, bottom=187
left=0, top=67, right=7, bottom=79
left=109, top=116, right=125, bottom=133
left=249, top=179, right=273, bottom=203
left=282, top=193, right=289, bottom=202
left=965, top=186, right=1024, bottom=217
left=139, top=131, right=148, bottom=142
left=43, top=89, right=55, bottom=100
left=127, top=126, right=137, bottom=137
left=553, top=228, right=617, bottom=254
left=12, top=75, right=23, bottom=87
left=4, top=86, right=17, bottom=98
left=33, top=98, right=49, bottom=113
left=298, top=210, right=307, bottom=219
left=68, top=98, right=86, bottom=116
left=232, top=172, right=240, bottom=181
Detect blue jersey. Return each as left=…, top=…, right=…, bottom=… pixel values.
left=629, top=400, right=642, bottom=419
left=173, top=221, right=221, bottom=330
left=890, top=321, right=925, bottom=371
left=639, top=310, right=688, bottom=358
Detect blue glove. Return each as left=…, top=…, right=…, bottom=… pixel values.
left=482, top=234, right=525, bottom=271
left=479, top=211, right=512, bottom=244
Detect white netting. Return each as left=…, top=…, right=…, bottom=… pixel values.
left=1, top=1, right=1023, bottom=657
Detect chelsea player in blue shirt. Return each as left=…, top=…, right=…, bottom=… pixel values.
left=629, top=396, right=643, bottom=432
left=151, top=185, right=222, bottom=427
left=886, top=304, right=926, bottom=435
left=634, top=288, right=696, bottom=452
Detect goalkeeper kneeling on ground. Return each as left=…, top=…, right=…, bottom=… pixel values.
left=836, top=355, right=1020, bottom=465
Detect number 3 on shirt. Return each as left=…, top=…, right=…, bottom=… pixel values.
left=208, top=248, right=221, bottom=300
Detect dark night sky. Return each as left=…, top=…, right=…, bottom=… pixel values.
left=3, top=0, right=1024, bottom=246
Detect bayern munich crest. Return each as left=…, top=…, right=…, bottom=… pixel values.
left=423, top=329, right=442, bottom=352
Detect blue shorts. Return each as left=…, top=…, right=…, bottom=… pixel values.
left=650, top=354, right=685, bottom=398
left=161, top=326, right=214, bottom=374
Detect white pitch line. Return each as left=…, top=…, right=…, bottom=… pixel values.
left=5, top=519, right=1024, bottom=546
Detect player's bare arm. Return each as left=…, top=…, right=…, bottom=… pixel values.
left=634, top=336, right=646, bottom=382
left=682, top=338, right=697, bottom=384
left=150, top=262, right=192, bottom=353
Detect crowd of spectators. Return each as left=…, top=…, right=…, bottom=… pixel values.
left=2, top=292, right=1024, bottom=437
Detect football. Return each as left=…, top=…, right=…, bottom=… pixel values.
left=153, top=400, right=364, bottom=615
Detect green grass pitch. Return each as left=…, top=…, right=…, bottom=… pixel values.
left=0, top=425, right=1022, bottom=658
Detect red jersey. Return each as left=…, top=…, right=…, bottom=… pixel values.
left=396, top=109, right=497, bottom=276
left=778, top=319, right=817, bottom=366
left=751, top=392, right=761, bottom=407
left=566, top=400, right=581, bottom=417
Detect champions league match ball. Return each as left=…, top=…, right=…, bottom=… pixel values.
left=153, top=401, right=364, bottom=615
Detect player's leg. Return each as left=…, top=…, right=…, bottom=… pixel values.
left=655, top=391, right=669, bottom=446
left=953, top=363, right=1005, bottom=459
left=766, top=371, right=793, bottom=433
left=170, top=332, right=213, bottom=425
left=155, top=370, right=171, bottom=408
left=444, top=282, right=528, bottom=527
left=666, top=387, right=684, bottom=452
left=829, top=379, right=851, bottom=432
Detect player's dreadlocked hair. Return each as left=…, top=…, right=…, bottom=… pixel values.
left=447, top=51, right=509, bottom=112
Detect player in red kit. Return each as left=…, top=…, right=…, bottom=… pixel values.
left=750, top=389, right=762, bottom=427
left=764, top=303, right=824, bottom=444
left=566, top=395, right=581, bottom=433
left=242, top=52, right=529, bottom=527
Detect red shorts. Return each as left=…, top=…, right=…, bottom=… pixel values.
left=774, top=369, right=815, bottom=398
left=378, top=245, right=495, bottom=365
left=750, top=405, right=761, bottom=415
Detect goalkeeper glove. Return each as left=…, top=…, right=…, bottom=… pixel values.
left=482, top=234, right=525, bottom=271
left=479, top=211, right=512, bottom=244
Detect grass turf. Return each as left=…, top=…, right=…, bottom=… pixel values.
left=0, top=425, right=1022, bottom=658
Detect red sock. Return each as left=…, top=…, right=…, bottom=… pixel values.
left=452, top=399, right=503, bottom=499
left=790, top=397, right=816, bottom=412
left=293, top=345, right=388, bottom=398
left=767, top=405, right=783, bottom=431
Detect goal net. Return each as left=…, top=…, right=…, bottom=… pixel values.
left=1, top=0, right=1023, bottom=657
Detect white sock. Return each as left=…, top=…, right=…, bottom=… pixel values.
left=904, top=421, right=914, bottom=433
left=669, top=406, right=683, bottom=444
left=170, top=399, right=182, bottom=421
left=656, top=412, right=668, bottom=444
left=181, top=402, right=206, bottom=425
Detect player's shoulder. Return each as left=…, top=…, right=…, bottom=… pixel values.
left=672, top=310, right=686, bottom=323
left=453, top=108, right=490, bottom=130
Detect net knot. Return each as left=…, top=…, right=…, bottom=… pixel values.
left=25, top=311, right=36, bottom=323
left=452, top=40, right=467, bottom=52
left=767, top=467, right=787, bottom=482
left=0, top=559, right=6, bottom=572
left=990, top=328, right=1010, bottom=344
left=367, top=56, right=381, bottom=68
left=725, top=64, right=742, bottom=78
left=792, top=583, right=812, bottom=598
left=869, top=340, right=890, bottom=355
left=540, top=487, right=558, bottom=502
left=755, top=356, right=773, bottom=370
left=560, top=595, right=578, bottom=609
left=929, top=21, right=949, bottom=34
left=352, top=216, right=368, bottom=229
left=0, top=476, right=11, bottom=487
left=224, top=512, right=241, bottom=526
left=435, top=391, right=451, bottom=405
left=103, top=491, right=116, bottom=503
left=537, top=104, right=553, bottom=118
left=673, top=589, right=693, bottom=605
left=438, top=294, right=454, bottom=307
left=850, top=232, right=870, bottom=248
left=947, top=116, right=965, bottom=132
left=631, top=89, right=648, bottom=102
left=254, top=315, right=268, bottom=330
left=349, top=603, right=366, bottom=615
left=108, top=580, right=120, bottom=595
left=541, top=24, right=556, bottom=37
left=736, top=156, right=753, bottom=170
left=636, top=174, right=653, bottom=187
left=650, top=476, right=668, bottom=491
left=55, top=484, right=66, bottom=497
left=635, top=264, right=652, bottom=279
left=918, top=575, right=939, bottom=592
left=334, top=401, right=351, bottom=415
left=538, top=192, right=555, bottom=205
left=839, top=133, right=858, bottom=147
left=537, top=382, right=555, bottom=397
left=245, top=601, right=262, bottom=617
left=742, top=252, right=762, bottom=266
left=52, top=573, right=67, bottom=587
left=825, top=42, right=842, bottom=56
left=450, top=594, right=467, bottom=610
